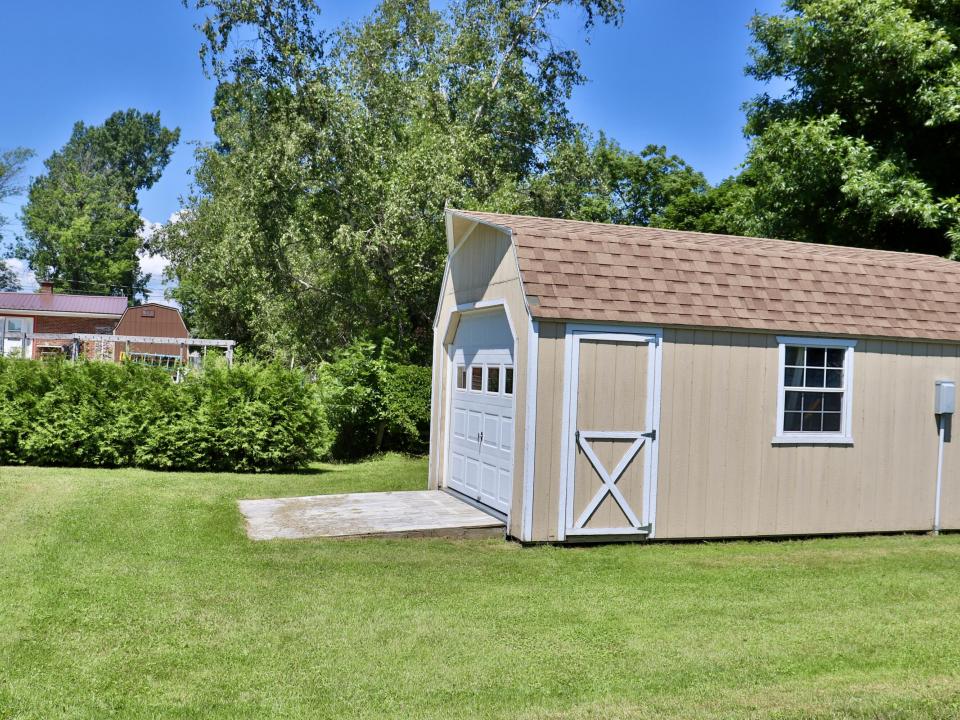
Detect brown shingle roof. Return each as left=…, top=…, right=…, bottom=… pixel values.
left=451, top=209, right=960, bottom=342
left=0, top=291, right=127, bottom=316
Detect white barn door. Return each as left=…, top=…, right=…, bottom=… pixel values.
left=561, top=326, right=661, bottom=539
left=447, top=310, right=516, bottom=515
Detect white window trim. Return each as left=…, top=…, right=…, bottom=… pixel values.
left=468, top=365, right=484, bottom=393
left=773, top=336, right=856, bottom=445
left=1, top=315, right=34, bottom=358
left=485, top=364, right=501, bottom=395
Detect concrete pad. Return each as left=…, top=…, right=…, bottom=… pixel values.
left=238, top=490, right=506, bottom=540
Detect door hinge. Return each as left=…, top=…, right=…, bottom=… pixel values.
left=575, top=429, right=580, bottom=443
left=641, top=429, right=657, bottom=441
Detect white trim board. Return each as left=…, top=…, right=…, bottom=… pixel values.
left=521, top=318, right=539, bottom=542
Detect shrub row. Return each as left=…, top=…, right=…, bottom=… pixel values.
left=0, top=358, right=332, bottom=471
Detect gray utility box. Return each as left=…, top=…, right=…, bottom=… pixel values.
left=935, top=380, right=956, bottom=415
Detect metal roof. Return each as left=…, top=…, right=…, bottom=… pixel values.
left=0, top=291, right=128, bottom=316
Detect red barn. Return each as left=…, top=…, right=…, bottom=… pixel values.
left=113, top=303, right=190, bottom=363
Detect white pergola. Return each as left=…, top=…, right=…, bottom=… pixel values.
left=26, top=332, right=236, bottom=366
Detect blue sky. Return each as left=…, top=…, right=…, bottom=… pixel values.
left=0, top=0, right=785, bottom=294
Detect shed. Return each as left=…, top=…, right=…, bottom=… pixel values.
left=429, top=209, right=960, bottom=542
left=113, top=303, right=190, bottom=363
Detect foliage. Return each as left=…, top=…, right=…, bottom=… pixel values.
left=0, top=146, right=33, bottom=243
left=0, top=357, right=330, bottom=471
left=654, top=177, right=754, bottom=236
left=668, top=0, right=960, bottom=253
left=159, top=0, right=631, bottom=362
left=0, top=260, right=19, bottom=291
left=18, top=110, right=179, bottom=299
left=318, top=339, right=431, bottom=459
left=528, top=132, right=709, bottom=225
left=1, top=147, right=33, bottom=289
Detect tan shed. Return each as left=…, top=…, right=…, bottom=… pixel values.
left=429, top=209, right=960, bottom=542
left=114, top=303, right=190, bottom=363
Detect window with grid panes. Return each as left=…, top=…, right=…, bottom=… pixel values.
left=776, top=338, right=855, bottom=443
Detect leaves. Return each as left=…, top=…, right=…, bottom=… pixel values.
left=0, top=146, right=33, bottom=244
left=162, top=0, right=627, bottom=361
left=0, top=357, right=331, bottom=471
left=17, top=110, right=180, bottom=299
left=668, top=1, right=960, bottom=255
left=738, top=0, right=960, bottom=254
left=317, top=339, right=432, bottom=459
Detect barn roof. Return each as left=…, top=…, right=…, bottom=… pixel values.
left=0, top=291, right=128, bottom=316
left=449, top=209, right=960, bottom=342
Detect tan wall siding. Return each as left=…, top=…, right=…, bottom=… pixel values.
left=530, top=322, right=566, bottom=540
left=656, top=330, right=960, bottom=538
left=429, top=225, right=530, bottom=538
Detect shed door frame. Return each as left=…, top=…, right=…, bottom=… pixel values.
left=442, top=300, right=518, bottom=522
left=558, top=324, right=663, bottom=541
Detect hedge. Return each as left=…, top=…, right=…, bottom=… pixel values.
left=0, top=357, right=331, bottom=471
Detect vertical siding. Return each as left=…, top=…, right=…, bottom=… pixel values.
left=114, top=305, right=189, bottom=360
left=656, top=329, right=960, bottom=538
left=940, top=344, right=960, bottom=529
left=429, top=225, right=530, bottom=539
left=530, top=322, right=565, bottom=540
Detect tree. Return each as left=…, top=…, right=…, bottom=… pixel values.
left=18, top=110, right=179, bottom=299
left=160, top=0, right=627, bottom=361
left=529, top=132, right=708, bottom=225
left=1, top=147, right=33, bottom=291
left=0, top=261, right=19, bottom=291
left=739, top=0, right=960, bottom=253
left=0, top=147, right=33, bottom=238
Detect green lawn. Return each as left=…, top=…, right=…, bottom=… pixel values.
left=2, top=456, right=960, bottom=719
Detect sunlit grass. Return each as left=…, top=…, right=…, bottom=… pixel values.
left=1, top=455, right=959, bottom=719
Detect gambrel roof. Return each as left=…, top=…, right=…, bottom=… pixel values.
left=448, top=209, right=960, bottom=342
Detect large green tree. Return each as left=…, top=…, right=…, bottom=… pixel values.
left=0, top=147, right=33, bottom=291
left=669, top=0, right=960, bottom=254
left=160, top=0, right=636, bottom=361
left=529, top=133, right=708, bottom=225
left=18, top=110, right=179, bottom=299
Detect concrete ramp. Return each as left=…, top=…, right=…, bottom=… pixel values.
left=238, top=490, right=505, bottom=540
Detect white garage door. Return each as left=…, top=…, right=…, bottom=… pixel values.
left=447, top=310, right=515, bottom=515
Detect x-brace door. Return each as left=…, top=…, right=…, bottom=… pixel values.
left=573, top=430, right=646, bottom=529
left=560, top=325, right=662, bottom=541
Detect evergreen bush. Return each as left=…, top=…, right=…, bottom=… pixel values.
left=0, top=357, right=330, bottom=471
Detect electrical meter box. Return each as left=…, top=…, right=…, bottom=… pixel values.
left=935, top=380, right=956, bottom=414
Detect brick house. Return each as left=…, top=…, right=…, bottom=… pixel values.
left=0, top=281, right=127, bottom=359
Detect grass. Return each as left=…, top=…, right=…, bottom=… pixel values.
left=2, top=455, right=960, bottom=719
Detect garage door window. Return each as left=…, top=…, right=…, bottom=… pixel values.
left=456, top=365, right=467, bottom=390
left=486, top=366, right=500, bottom=393
left=504, top=366, right=513, bottom=395
left=470, top=366, right=483, bottom=391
